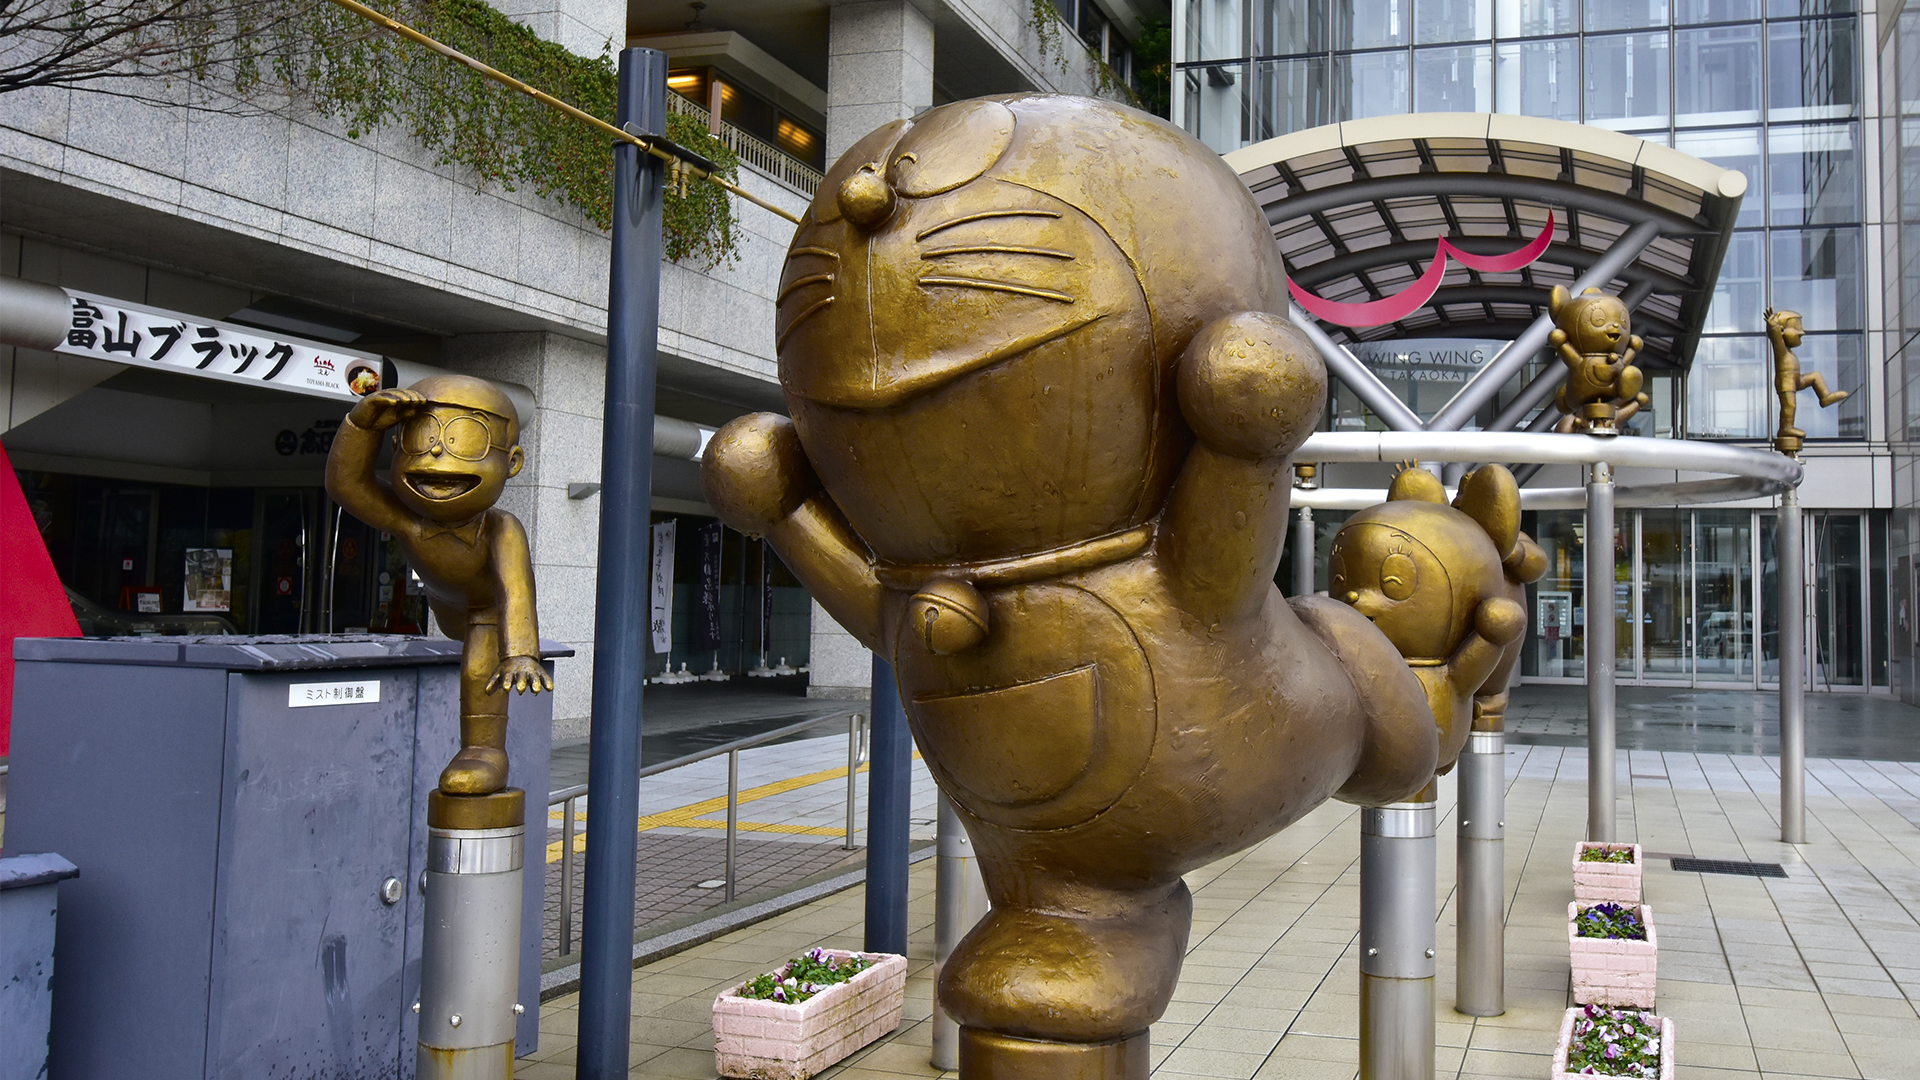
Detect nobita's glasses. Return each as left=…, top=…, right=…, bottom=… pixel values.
left=396, top=411, right=512, bottom=461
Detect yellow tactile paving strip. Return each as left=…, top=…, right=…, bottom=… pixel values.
left=544, top=753, right=923, bottom=863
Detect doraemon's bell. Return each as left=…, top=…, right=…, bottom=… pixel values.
left=906, top=578, right=989, bottom=655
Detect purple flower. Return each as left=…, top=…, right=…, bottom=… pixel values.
left=1586, top=1003, right=1601, bottom=1018
left=1606, top=1043, right=1621, bottom=1059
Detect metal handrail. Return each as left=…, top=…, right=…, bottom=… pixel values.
left=1291, top=430, right=1802, bottom=511
left=665, top=92, right=824, bottom=197
left=547, top=709, right=869, bottom=956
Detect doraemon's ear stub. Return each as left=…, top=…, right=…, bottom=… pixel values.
left=1452, top=464, right=1521, bottom=557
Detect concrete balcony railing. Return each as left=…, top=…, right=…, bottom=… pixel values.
left=667, top=93, right=824, bottom=197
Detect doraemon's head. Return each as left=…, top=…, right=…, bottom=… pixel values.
left=774, top=95, right=1288, bottom=565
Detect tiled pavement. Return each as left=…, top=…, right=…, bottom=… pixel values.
left=519, top=736, right=1920, bottom=1079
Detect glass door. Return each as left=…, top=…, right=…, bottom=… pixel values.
left=1813, top=513, right=1867, bottom=688
left=1640, top=509, right=1693, bottom=680
left=1695, top=510, right=1755, bottom=683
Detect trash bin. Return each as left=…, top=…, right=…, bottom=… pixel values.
left=0, top=852, right=79, bottom=1080
left=4, top=634, right=565, bottom=1080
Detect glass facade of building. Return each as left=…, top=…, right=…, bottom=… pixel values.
left=1176, top=0, right=1868, bottom=445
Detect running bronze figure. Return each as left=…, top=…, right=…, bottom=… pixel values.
left=703, top=95, right=1441, bottom=1079
left=1767, top=307, right=1848, bottom=456
left=327, top=374, right=549, bottom=800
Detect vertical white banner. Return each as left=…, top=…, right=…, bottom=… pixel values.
left=650, top=521, right=676, bottom=655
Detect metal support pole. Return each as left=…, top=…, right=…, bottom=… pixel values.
left=560, top=796, right=577, bottom=956
left=1780, top=487, right=1806, bottom=843
left=931, top=792, right=990, bottom=1071
left=866, top=655, right=911, bottom=955
left=845, top=713, right=862, bottom=850
left=417, top=819, right=525, bottom=1077
left=725, top=749, right=740, bottom=901
left=1428, top=218, right=1663, bottom=432
left=1359, top=795, right=1437, bottom=1080
left=577, top=46, right=665, bottom=1080
left=1586, top=460, right=1617, bottom=843
left=1455, top=731, right=1504, bottom=1016
left=1289, top=303, right=1425, bottom=432
left=1294, top=506, right=1316, bottom=596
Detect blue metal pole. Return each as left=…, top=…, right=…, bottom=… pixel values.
left=865, top=654, right=911, bottom=955
left=576, top=46, right=664, bottom=1080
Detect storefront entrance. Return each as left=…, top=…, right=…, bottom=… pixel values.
left=1523, top=507, right=1887, bottom=691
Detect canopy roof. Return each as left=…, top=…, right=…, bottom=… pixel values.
left=1224, top=113, right=1748, bottom=372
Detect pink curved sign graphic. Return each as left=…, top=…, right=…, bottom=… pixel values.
left=1288, top=211, right=1557, bottom=328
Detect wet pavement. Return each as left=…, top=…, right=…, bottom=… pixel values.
left=1506, top=685, right=1920, bottom=761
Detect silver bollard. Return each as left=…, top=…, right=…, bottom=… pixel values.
left=1294, top=505, right=1316, bottom=597
left=1779, top=487, right=1806, bottom=844
left=418, top=792, right=525, bottom=1080
left=1454, top=731, right=1504, bottom=1017
left=1359, top=795, right=1436, bottom=1080
left=1586, top=460, right=1616, bottom=843
left=931, top=792, right=990, bottom=1072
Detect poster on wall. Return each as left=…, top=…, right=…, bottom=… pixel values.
left=694, top=523, right=723, bottom=652
left=184, top=548, right=234, bottom=612
left=649, top=521, right=676, bottom=655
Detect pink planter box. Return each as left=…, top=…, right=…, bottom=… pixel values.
left=1573, top=843, right=1643, bottom=905
left=712, top=950, right=907, bottom=1080
left=1568, top=902, right=1657, bottom=1009
left=1552, top=1006, right=1675, bottom=1079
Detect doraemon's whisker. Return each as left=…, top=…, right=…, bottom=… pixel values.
left=777, top=273, right=835, bottom=305
left=775, top=296, right=834, bottom=349
left=788, top=246, right=840, bottom=260
left=917, top=276, right=1073, bottom=303
left=921, top=245, right=1075, bottom=261
left=915, top=209, right=1063, bottom=241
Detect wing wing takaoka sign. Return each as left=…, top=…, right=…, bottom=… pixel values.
left=1287, top=211, right=1556, bottom=328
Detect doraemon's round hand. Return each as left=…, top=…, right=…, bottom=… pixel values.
left=702, top=413, right=821, bottom=533
left=1474, top=595, right=1527, bottom=647
left=1176, top=312, right=1326, bottom=460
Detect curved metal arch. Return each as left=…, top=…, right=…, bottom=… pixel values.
left=1263, top=175, right=1707, bottom=236
left=1289, top=238, right=1696, bottom=298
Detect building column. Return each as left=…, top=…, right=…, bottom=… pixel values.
left=453, top=331, right=606, bottom=740
left=826, top=0, right=935, bottom=164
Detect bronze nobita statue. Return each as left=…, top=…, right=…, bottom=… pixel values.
left=326, top=374, right=550, bottom=810
left=1767, top=307, right=1848, bottom=456
left=702, top=94, right=1445, bottom=1079
left=1329, top=465, right=1546, bottom=760
left=1550, top=285, right=1649, bottom=435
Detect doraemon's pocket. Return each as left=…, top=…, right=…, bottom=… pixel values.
left=899, top=583, right=1155, bottom=832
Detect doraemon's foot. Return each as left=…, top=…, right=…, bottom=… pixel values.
left=940, top=883, right=1191, bottom=1043
left=439, top=745, right=509, bottom=794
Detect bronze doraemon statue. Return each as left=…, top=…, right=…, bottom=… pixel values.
left=703, top=95, right=1441, bottom=1078
left=1330, top=466, right=1545, bottom=766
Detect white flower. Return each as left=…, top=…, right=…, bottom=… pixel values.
left=1645, top=1038, right=1660, bottom=1055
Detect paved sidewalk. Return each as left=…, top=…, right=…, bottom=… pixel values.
left=519, top=743, right=1920, bottom=1079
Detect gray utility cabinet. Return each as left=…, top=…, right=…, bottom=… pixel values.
left=5, top=635, right=566, bottom=1080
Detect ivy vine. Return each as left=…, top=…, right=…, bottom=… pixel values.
left=1026, top=0, right=1140, bottom=108
left=215, top=0, right=740, bottom=265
